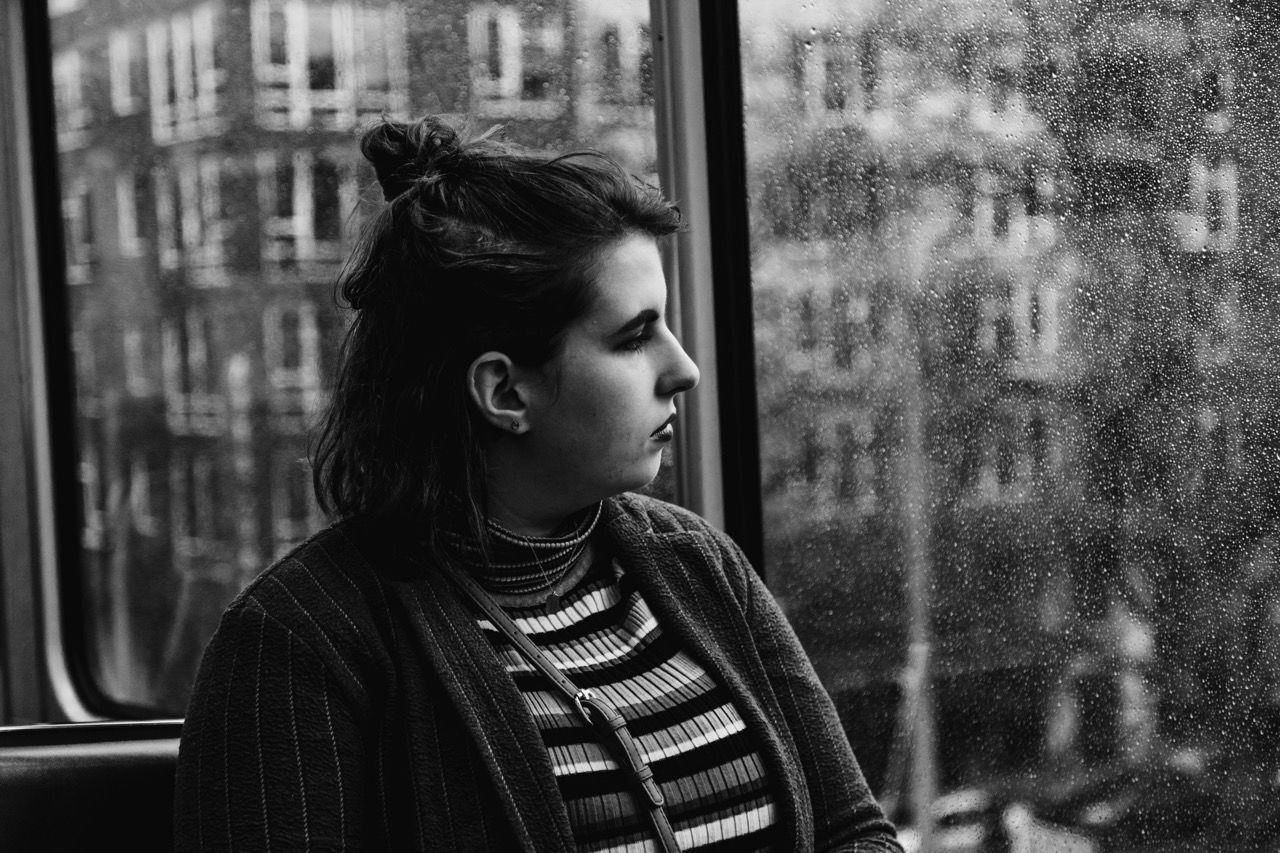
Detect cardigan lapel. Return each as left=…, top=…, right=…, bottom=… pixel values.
left=384, top=567, right=578, bottom=853
left=601, top=496, right=808, bottom=852
left=359, top=495, right=809, bottom=851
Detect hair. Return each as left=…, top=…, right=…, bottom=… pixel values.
left=310, top=114, right=681, bottom=564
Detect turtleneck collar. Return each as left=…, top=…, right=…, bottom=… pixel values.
left=443, top=502, right=603, bottom=601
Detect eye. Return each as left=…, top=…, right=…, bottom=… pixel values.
left=619, top=329, right=653, bottom=352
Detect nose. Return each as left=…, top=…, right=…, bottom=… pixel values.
left=660, top=336, right=700, bottom=397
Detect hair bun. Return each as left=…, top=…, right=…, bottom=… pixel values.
left=362, top=115, right=463, bottom=202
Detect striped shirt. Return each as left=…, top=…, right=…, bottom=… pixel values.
left=474, top=557, right=781, bottom=852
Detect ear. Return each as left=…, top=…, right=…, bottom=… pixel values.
left=467, top=351, right=532, bottom=435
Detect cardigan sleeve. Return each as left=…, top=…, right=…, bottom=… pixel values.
left=716, top=533, right=904, bottom=853
left=174, top=600, right=369, bottom=851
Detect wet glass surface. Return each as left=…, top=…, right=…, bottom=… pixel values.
left=741, top=0, right=1280, bottom=849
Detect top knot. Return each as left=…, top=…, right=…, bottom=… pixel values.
left=362, top=115, right=465, bottom=202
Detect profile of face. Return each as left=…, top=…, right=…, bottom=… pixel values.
left=472, top=233, right=700, bottom=521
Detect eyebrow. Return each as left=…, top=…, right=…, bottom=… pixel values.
left=612, top=309, right=660, bottom=336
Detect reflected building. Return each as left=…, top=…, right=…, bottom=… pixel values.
left=1059, top=0, right=1271, bottom=767
left=49, top=0, right=657, bottom=711
left=744, top=0, right=1078, bottom=690
left=744, top=0, right=1280, bottom=789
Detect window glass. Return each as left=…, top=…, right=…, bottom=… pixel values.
left=48, top=0, right=663, bottom=714
left=742, top=0, right=1280, bottom=846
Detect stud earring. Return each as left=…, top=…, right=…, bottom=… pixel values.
left=510, top=419, right=521, bottom=432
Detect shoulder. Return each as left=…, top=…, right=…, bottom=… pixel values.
left=184, top=523, right=396, bottom=728
left=230, top=522, right=371, bottom=615
left=607, top=492, right=755, bottom=587
left=609, top=491, right=730, bottom=539
left=213, top=522, right=394, bottom=674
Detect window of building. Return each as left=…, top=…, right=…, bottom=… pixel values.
left=971, top=405, right=1036, bottom=505
left=467, top=4, right=521, bottom=100
left=1009, top=277, right=1061, bottom=379
left=153, top=164, right=180, bottom=269
left=253, top=1, right=408, bottom=130
left=109, top=29, right=147, bottom=116
left=123, top=328, right=155, bottom=398
left=258, top=149, right=353, bottom=269
left=601, top=24, right=623, bottom=102
left=304, top=4, right=343, bottom=124
left=799, top=423, right=822, bottom=483
left=597, top=19, right=652, bottom=107
left=53, top=49, right=89, bottom=148
left=154, top=157, right=225, bottom=274
left=353, top=5, right=409, bottom=120
left=162, top=310, right=224, bottom=436
left=189, top=157, right=226, bottom=272
left=1193, top=57, right=1233, bottom=133
left=1176, top=156, right=1239, bottom=252
left=831, top=284, right=872, bottom=369
left=976, top=289, right=1010, bottom=359
left=79, top=447, right=104, bottom=552
left=70, top=328, right=100, bottom=413
left=835, top=418, right=879, bottom=516
left=972, top=170, right=1030, bottom=250
left=172, top=447, right=223, bottom=554
left=973, top=41, right=1026, bottom=118
left=115, top=170, right=145, bottom=258
left=263, top=301, right=322, bottom=417
left=63, top=180, right=94, bottom=284
left=795, top=31, right=866, bottom=116
left=147, top=3, right=227, bottom=143
left=129, top=453, right=161, bottom=538
left=468, top=3, right=568, bottom=118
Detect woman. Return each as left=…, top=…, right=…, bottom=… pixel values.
left=174, top=115, right=901, bottom=852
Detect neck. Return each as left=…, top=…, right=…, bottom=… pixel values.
left=485, top=489, right=579, bottom=537
left=484, top=443, right=598, bottom=535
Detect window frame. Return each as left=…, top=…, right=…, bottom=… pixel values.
left=649, top=0, right=762, bottom=568
left=2, top=0, right=99, bottom=722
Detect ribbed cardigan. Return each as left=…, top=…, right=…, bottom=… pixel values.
left=174, top=493, right=903, bottom=852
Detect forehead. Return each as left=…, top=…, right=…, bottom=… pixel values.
left=581, top=235, right=667, bottom=326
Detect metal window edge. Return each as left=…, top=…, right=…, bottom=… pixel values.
left=649, top=0, right=726, bottom=529
left=2, top=0, right=96, bottom=723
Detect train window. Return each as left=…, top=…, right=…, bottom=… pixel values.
left=45, top=0, right=665, bottom=715
left=741, top=0, right=1280, bottom=845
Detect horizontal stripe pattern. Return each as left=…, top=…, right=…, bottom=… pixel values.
left=474, top=559, right=780, bottom=852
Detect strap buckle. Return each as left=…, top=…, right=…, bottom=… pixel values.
left=572, top=688, right=597, bottom=725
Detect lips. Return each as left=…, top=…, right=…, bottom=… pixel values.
left=651, top=413, right=677, bottom=438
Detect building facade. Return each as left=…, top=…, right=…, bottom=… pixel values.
left=742, top=0, right=1280, bottom=802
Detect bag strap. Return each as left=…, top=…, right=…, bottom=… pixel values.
left=444, top=565, right=681, bottom=853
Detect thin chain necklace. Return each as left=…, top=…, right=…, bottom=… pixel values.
left=445, top=503, right=602, bottom=602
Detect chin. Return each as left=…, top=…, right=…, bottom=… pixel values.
left=609, top=464, right=663, bottom=497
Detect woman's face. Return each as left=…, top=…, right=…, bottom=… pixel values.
left=518, top=233, right=700, bottom=509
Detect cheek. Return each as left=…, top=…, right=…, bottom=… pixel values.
left=549, top=354, right=654, bottom=448
left=562, top=367, right=637, bottom=425
left=569, top=390, right=635, bottom=443
left=543, top=384, right=614, bottom=450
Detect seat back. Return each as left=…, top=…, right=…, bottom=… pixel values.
left=0, top=720, right=181, bottom=852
